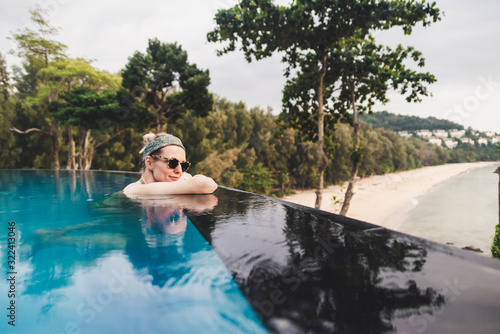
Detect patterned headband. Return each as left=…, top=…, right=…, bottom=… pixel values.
left=142, top=135, right=185, bottom=160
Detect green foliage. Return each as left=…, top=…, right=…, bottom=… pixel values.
left=92, top=129, right=142, bottom=171
left=360, top=111, right=464, bottom=131
left=8, top=7, right=73, bottom=169
left=321, top=121, right=481, bottom=185
left=331, top=33, right=436, bottom=116
left=492, top=225, right=500, bottom=259
left=50, top=87, right=119, bottom=128
left=350, top=143, right=365, bottom=168
left=4, top=5, right=497, bottom=199
left=5, top=100, right=57, bottom=169
left=176, top=108, right=481, bottom=193
left=121, top=39, right=212, bottom=131
left=447, top=143, right=499, bottom=163
left=195, top=148, right=243, bottom=188
left=37, top=58, right=120, bottom=100
left=0, top=53, right=21, bottom=168
left=208, top=0, right=440, bottom=65
left=0, top=53, right=10, bottom=100
left=2, top=79, right=498, bottom=193
left=171, top=98, right=293, bottom=195
left=209, top=0, right=441, bottom=207
left=12, top=56, right=46, bottom=99
left=290, top=141, right=320, bottom=189
left=8, top=6, right=67, bottom=65
left=239, top=163, right=276, bottom=195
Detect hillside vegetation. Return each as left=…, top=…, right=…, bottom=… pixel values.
left=360, top=111, right=464, bottom=131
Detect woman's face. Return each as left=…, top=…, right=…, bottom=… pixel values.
left=147, top=145, right=186, bottom=182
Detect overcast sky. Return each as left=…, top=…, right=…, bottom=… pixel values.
left=1, top=0, right=499, bottom=132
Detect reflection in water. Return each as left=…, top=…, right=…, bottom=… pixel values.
left=270, top=209, right=443, bottom=333
left=124, top=195, right=216, bottom=288
left=0, top=171, right=265, bottom=334
left=145, top=201, right=187, bottom=235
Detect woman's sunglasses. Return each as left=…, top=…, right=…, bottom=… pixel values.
left=151, top=155, right=190, bottom=172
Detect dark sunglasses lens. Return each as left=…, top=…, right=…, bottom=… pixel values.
left=180, top=162, right=190, bottom=172
left=166, top=158, right=189, bottom=172
left=167, top=158, right=179, bottom=169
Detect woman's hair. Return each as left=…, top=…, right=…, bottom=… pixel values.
left=138, top=132, right=184, bottom=172
left=138, top=132, right=167, bottom=172
left=139, top=132, right=169, bottom=155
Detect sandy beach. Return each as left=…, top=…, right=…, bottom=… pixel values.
left=281, top=161, right=499, bottom=230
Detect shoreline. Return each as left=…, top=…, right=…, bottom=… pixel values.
left=280, top=161, right=499, bottom=230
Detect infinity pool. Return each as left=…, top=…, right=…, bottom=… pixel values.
left=0, top=170, right=265, bottom=334
left=2, top=170, right=500, bottom=334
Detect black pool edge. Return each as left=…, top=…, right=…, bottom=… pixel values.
left=216, top=186, right=500, bottom=271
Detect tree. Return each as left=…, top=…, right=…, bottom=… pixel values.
left=8, top=6, right=67, bottom=66
left=0, top=52, right=10, bottom=101
left=330, top=34, right=436, bottom=215
left=49, top=87, right=124, bottom=169
left=0, top=52, right=22, bottom=168
left=8, top=7, right=68, bottom=169
left=38, top=57, right=120, bottom=169
left=208, top=0, right=440, bottom=208
left=121, top=39, right=213, bottom=133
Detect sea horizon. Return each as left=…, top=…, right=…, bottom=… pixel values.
left=395, top=163, right=499, bottom=256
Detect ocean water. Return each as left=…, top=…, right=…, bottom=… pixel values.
left=397, top=164, right=499, bottom=256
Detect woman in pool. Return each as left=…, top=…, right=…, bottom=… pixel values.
left=123, top=133, right=218, bottom=196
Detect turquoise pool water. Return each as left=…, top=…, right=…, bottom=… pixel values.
left=0, top=170, right=266, bottom=334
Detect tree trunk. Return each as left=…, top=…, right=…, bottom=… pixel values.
left=84, top=144, right=94, bottom=170
left=340, top=79, right=360, bottom=216
left=156, top=107, right=164, bottom=134
left=47, top=92, right=60, bottom=170
left=82, top=129, right=92, bottom=170
left=340, top=162, right=359, bottom=216
left=66, top=125, right=76, bottom=169
left=50, top=116, right=60, bottom=169
left=77, top=129, right=87, bottom=169
left=156, top=118, right=162, bottom=134
left=315, top=51, right=329, bottom=209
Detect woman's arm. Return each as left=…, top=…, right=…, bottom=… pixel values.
left=124, top=174, right=218, bottom=196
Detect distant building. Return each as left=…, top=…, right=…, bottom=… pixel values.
left=484, top=131, right=496, bottom=137
left=443, top=138, right=458, bottom=149
left=398, top=131, right=413, bottom=139
left=489, top=136, right=500, bottom=144
left=478, top=138, right=489, bottom=145
left=461, top=138, right=475, bottom=145
left=416, top=130, right=433, bottom=139
left=433, top=129, right=448, bottom=139
left=428, top=137, right=442, bottom=146
left=449, top=129, right=466, bottom=138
